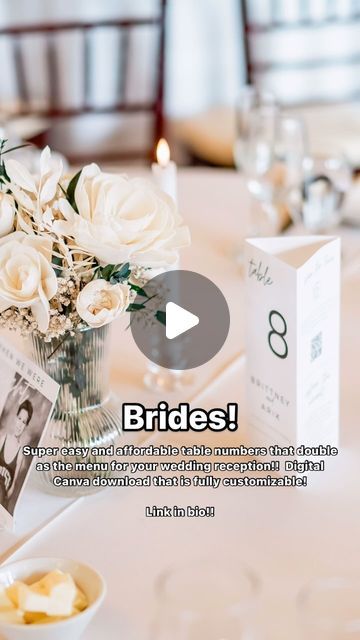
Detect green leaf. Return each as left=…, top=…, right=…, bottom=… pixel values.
left=66, top=170, right=82, bottom=213
left=99, top=264, right=114, bottom=281
left=0, top=161, right=9, bottom=182
left=75, top=369, right=86, bottom=391
left=92, top=265, right=101, bottom=280
left=155, top=310, right=166, bottom=326
left=59, top=183, right=67, bottom=197
left=114, top=262, right=130, bottom=278
left=100, top=262, right=132, bottom=284
left=51, top=253, right=63, bottom=277
left=126, top=303, right=146, bottom=312
left=95, top=261, right=132, bottom=283
left=70, top=382, right=82, bottom=398
left=110, top=269, right=131, bottom=284
left=130, top=284, right=148, bottom=298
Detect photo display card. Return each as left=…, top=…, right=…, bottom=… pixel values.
left=245, top=236, right=340, bottom=451
left=0, top=337, right=59, bottom=530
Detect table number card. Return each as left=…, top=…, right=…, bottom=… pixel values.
left=245, top=236, right=340, bottom=449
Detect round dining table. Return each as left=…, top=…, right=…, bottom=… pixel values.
left=1, top=167, right=360, bottom=640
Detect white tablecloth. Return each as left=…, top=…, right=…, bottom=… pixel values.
left=2, top=168, right=360, bottom=639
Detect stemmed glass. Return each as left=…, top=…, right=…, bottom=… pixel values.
left=274, top=115, right=307, bottom=191
left=245, top=112, right=306, bottom=232
left=234, top=89, right=307, bottom=259
left=234, top=86, right=279, bottom=244
left=234, top=85, right=276, bottom=178
left=143, top=263, right=193, bottom=393
left=152, top=559, right=260, bottom=640
left=297, top=577, right=360, bottom=639
left=144, top=361, right=193, bottom=393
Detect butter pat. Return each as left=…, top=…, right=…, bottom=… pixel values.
left=74, top=587, right=88, bottom=612
left=18, top=570, right=77, bottom=616
left=0, top=570, right=88, bottom=625
left=24, top=611, right=65, bottom=625
left=0, top=585, right=16, bottom=611
left=0, top=609, right=25, bottom=624
left=16, top=583, right=50, bottom=614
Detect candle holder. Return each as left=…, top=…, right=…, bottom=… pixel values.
left=144, top=362, right=193, bottom=393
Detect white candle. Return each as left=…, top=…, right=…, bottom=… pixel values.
left=151, top=138, right=178, bottom=204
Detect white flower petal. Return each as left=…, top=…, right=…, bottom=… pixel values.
left=40, top=169, right=62, bottom=204
left=0, top=194, right=16, bottom=237
left=80, top=163, right=100, bottom=179
left=24, top=236, right=53, bottom=262
left=42, top=208, right=54, bottom=230
left=30, top=297, right=50, bottom=332
left=38, top=255, right=58, bottom=300
left=5, top=159, right=37, bottom=193
left=51, top=219, right=74, bottom=238
left=0, top=230, right=26, bottom=247
left=57, top=198, right=76, bottom=223
left=39, top=146, right=52, bottom=177
left=16, top=210, right=36, bottom=235
left=8, top=183, right=35, bottom=212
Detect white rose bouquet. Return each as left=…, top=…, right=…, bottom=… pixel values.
left=0, top=141, right=190, bottom=341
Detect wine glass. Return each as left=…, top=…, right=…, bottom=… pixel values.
left=152, top=559, right=260, bottom=640
left=233, top=87, right=278, bottom=252
left=234, top=107, right=307, bottom=261
left=144, top=362, right=193, bottom=393
left=246, top=113, right=307, bottom=208
left=143, top=263, right=194, bottom=393
left=234, top=85, right=276, bottom=175
left=297, top=577, right=360, bottom=639
left=274, top=115, right=307, bottom=190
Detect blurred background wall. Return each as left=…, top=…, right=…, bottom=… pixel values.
left=0, top=0, right=360, bottom=165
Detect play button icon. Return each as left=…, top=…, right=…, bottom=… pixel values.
left=130, top=270, right=230, bottom=370
left=165, top=302, right=199, bottom=339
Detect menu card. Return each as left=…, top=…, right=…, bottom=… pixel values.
left=245, top=236, right=340, bottom=449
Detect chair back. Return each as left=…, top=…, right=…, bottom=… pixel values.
left=0, top=1, right=167, bottom=161
left=241, top=0, right=360, bottom=105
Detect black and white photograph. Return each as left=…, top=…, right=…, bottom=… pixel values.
left=0, top=372, right=52, bottom=515
left=0, top=338, right=59, bottom=528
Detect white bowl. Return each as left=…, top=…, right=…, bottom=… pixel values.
left=0, top=557, right=106, bottom=640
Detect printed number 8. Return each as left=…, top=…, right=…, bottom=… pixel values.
left=268, top=310, right=288, bottom=359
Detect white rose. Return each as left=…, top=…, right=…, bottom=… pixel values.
left=0, top=193, right=16, bottom=237
left=54, top=165, right=190, bottom=268
left=76, top=279, right=130, bottom=328
left=0, top=231, right=57, bottom=332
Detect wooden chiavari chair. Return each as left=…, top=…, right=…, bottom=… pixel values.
left=0, top=1, right=167, bottom=163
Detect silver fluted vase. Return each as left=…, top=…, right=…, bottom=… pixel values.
left=31, top=325, right=122, bottom=497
